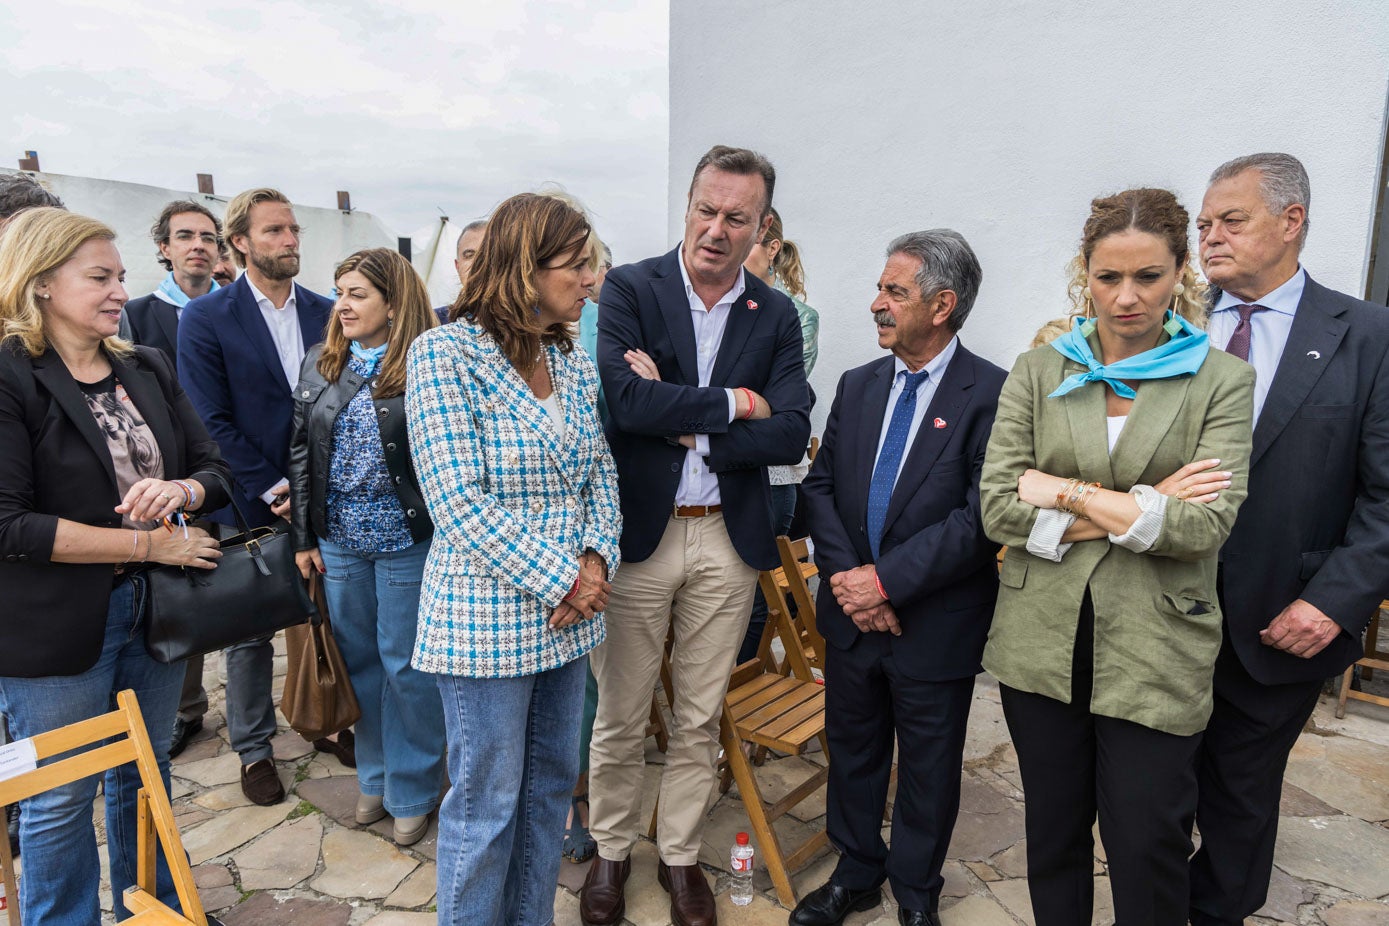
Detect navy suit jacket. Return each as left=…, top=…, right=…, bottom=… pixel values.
left=597, top=247, right=811, bottom=570
left=177, top=275, right=332, bottom=527
left=1219, top=274, right=1389, bottom=684
left=119, top=294, right=181, bottom=368
left=803, top=345, right=1006, bottom=681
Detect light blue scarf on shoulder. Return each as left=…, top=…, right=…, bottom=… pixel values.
left=154, top=272, right=218, bottom=308
left=1048, top=312, right=1210, bottom=399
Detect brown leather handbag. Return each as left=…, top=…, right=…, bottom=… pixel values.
left=280, top=572, right=361, bottom=741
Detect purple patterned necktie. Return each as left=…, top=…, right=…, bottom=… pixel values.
left=1224, top=304, right=1267, bottom=362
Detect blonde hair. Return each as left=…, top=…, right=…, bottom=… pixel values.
left=319, top=248, right=437, bottom=398
left=1066, top=188, right=1208, bottom=327
left=535, top=185, right=604, bottom=273
left=0, top=207, right=132, bottom=358
left=763, top=208, right=807, bottom=299
left=224, top=187, right=291, bottom=268
left=1030, top=317, right=1074, bottom=349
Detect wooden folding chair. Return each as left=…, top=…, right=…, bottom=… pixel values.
left=719, top=590, right=830, bottom=908
left=1337, top=605, right=1389, bottom=717
left=773, top=535, right=826, bottom=675
left=0, top=689, right=207, bottom=925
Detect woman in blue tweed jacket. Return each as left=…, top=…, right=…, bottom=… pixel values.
left=405, top=193, right=621, bottom=926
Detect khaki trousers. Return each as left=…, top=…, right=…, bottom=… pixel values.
left=588, top=512, right=758, bottom=864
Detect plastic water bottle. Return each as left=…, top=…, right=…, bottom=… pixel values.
left=730, top=831, right=755, bottom=905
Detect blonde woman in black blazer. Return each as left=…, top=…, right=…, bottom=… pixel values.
left=0, top=209, right=229, bottom=925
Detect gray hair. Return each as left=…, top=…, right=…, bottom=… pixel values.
left=1208, top=152, right=1310, bottom=246
left=0, top=173, right=64, bottom=221
left=886, top=229, right=983, bottom=332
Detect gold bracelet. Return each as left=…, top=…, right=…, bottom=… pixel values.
left=1073, top=482, right=1102, bottom=520
left=1055, top=478, right=1079, bottom=513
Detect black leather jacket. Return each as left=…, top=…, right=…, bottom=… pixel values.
left=288, top=345, right=432, bottom=551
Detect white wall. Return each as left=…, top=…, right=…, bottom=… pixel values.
left=0, top=169, right=397, bottom=300
left=669, top=0, right=1389, bottom=433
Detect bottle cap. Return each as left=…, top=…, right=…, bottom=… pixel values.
left=736, top=832, right=750, bottom=845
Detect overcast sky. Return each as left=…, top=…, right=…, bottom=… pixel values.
left=1, top=0, right=670, bottom=261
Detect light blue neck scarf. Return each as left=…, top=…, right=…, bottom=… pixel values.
left=155, top=272, right=218, bottom=308
left=1048, top=312, right=1209, bottom=399
left=349, top=341, right=388, bottom=376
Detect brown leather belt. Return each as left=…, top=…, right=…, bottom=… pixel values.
left=673, top=504, right=723, bottom=518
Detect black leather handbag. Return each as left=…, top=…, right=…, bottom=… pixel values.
left=144, top=474, right=314, bottom=664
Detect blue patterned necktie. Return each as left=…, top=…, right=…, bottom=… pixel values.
left=866, top=369, right=930, bottom=559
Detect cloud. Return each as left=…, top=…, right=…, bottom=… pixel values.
left=0, top=0, right=671, bottom=260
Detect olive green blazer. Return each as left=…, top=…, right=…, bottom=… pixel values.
left=980, top=339, right=1255, bottom=735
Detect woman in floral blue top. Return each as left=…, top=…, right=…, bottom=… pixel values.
left=288, top=248, right=443, bottom=846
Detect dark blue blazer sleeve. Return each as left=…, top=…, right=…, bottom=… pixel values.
left=802, top=371, right=863, bottom=578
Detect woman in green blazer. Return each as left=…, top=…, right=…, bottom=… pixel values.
left=980, top=188, right=1254, bottom=926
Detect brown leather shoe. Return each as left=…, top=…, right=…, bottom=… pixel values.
left=579, top=856, right=630, bottom=925
left=240, top=759, right=285, bottom=806
left=658, top=860, right=717, bottom=926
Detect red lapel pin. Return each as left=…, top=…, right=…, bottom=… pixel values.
left=933, top=417, right=947, bottom=429
left=746, top=299, right=758, bottom=311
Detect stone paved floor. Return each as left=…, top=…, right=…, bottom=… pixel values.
left=71, top=638, right=1389, bottom=925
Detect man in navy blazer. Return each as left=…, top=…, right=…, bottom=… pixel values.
left=178, top=188, right=333, bottom=807
left=1189, top=154, right=1389, bottom=925
left=582, top=146, right=809, bottom=926
left=797, top=231, right=1005, bottom=926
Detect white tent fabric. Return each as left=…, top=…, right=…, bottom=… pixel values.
left=409, top=217, right=463, bottom=311
left=1, top=169, right=398, bottom=301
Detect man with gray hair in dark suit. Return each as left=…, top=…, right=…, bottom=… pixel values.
left=1189, top=152, right=1389, bottom=925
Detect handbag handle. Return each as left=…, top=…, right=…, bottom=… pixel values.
left=191, top=469, right=258, bottom=539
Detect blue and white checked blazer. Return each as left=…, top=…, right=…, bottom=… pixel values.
left=405, top=320, right=622, bottom=678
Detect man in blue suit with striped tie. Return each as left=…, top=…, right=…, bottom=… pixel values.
left=798, top=230, right=1006, bottom=926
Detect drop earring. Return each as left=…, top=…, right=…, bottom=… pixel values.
left=1079, top=285, right=1097, bottom=336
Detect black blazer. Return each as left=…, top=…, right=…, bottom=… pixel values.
left=1220, top=274, right=1389, bottom=684
left=119, top=293, right=182, bottom=368
left=803, top=345, right=1007, bottom=681
left=287, top=345, right=432, bottom=551
left=0, top=343, right=231, bottom=677
left=596, top=247, right=811, bottom=570
left=178, top=276, right=332, bottom=528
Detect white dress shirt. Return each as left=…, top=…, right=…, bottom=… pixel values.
left=872, top=338, right=959, bottom=491
left=674, top=255, right=743, bottom=506
left=246, top=275, right=306, bottom=391
left=1207, top=267, right=1305, bottom=423
left=245, top=275, right=304, bottom=503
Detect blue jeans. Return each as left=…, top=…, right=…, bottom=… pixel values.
left=318, top=537, right=444, bottom=817
left=435, top=657, right=587, bottom=926
left=0, top=573, right=183, bottom=924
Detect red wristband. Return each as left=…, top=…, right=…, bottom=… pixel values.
left=874, top=572, right=888, bottom=602
left=739, top=387, right=756, bottom=420
left=564, top=576, right=580, bottom=601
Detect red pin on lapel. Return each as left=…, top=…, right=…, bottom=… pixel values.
left=933, top=417, right=947, bottom=429
left=746, top=299, right=758, bottom=311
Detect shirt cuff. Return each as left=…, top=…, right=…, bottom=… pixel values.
left=725, top=388, right=738, bottom=423
left=1026, top=508, right=1076, bottom=562
left=694, top=433, right=710, bottom=456
left=1109, top=485, right=1166, bottom=552
left=260, top=478, right=289, bottom=506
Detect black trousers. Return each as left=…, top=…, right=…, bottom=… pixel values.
left=1187, top=633, right=1320, bottom=926
left=823, top=632, right=974, bottom=913
left=1000, top=597, right=1202, bottom=926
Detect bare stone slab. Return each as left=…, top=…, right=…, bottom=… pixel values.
left=362, top=913, right=437, bottom=926
left=192, top=783, right=254, bottom=812
left=385, top=862, right=436, bottom=909
left=173, top=729, right=224, bottom=763
left=1323, top=900, right=1389, bottom=926
left=966, top=860, right=1002, bottom=882
left=182, top=800, right=295, bottom=864
left=297, top=775, right=363, bottom=827
left=557, top=855, right=592, bottom=894
left=988, top=878, right=1035, bottom=926
left=193, top=863, right=233, bottom=889
left=621, top=841, right=676, bottom=926
left=175, top=750, right=245, bottom=788
left=945, top=801, right=1025, bottom=861
left=1254, top=864, right=1308, bottom=922
left=233, top=813, right=323, bottom=889
left=941, top=894, right=1018, bottom=926
left=311, top=826, right=419, bottom=899
left=1274, top=816, right=1389, bottom=897
left=713, top=889, right=799, bottom=923
left=199, top=884, right=243, bottom=913
left=271, top=729, right=317, bottom=761
left=1280, top=781, right=1340, bottom=817
left=219, top=891, right=353, bottom=926
left=1284, top=736, right=1389, bottom=822
left=554, top=888, right=583, bottom=926
left=941, top=860, right=971, bottom=899
left=992, top=839, right=1026, bottom=878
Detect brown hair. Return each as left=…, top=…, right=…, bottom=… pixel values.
left=1067, top=187, right=1208, bottom=326
left=0, top=207, right=131, bottom=358
left=762, top=207, right=806, bottom=299
left=150, top=200, right=222, bottom=271
left=688, top=145, right=776, bottom=219
left=318, top=248, right=436, bottom=398
left=223, top=188, right=291, bottom=268
left=451, top=193, right=589, bottom=371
